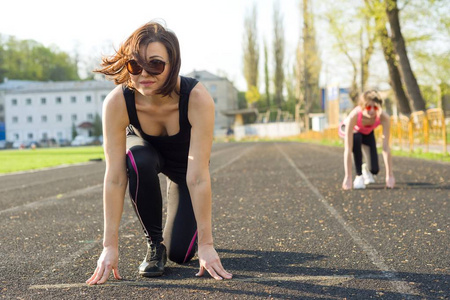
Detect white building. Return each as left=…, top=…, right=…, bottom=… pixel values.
left=0, top=80, right=115, bottom=144
left=186, top=70, right=238, bottom=134
left=0, top=71, right=239, bottom=145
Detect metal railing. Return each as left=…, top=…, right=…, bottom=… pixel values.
left=300, top=108, right=449, bottom=155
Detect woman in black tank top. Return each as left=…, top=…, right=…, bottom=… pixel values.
left=86, top=21, right=232, bottom=285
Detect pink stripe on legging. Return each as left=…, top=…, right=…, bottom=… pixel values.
left=183, top=230, right=198, bottom=263
left=126, top=150, right=139, bottom=203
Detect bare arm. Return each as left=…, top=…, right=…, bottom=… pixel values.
left=186, top=83, right=232, bottom=280
left=380, top=113, right=395, bottom=188
left=87, top=86, right=129, bottom=285
left=342, top=112, right=358, bottom=190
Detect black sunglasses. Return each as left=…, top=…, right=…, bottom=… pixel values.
left=126, top=59, right=166, bottom=76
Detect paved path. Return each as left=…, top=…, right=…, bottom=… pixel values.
left=1, top=142, right=449, bottom=299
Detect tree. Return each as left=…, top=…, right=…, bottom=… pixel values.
left=272, top=2, right=285, bottom=108
left=92, top=113, right=103, bottom=138
left=326, top=3, right=373, bottom=104
left=0, top=36, right=79, bottom=82
left=263, top=40, right=271, bottom=109
left=71, top=123, right=78, bottom=140
left=385, top=0, right=426, bottom=111
left=242, top=4, right=260, bottom=106
left=299, top=0, right=322, bottom=129
left=401, top=0, right=450, bottom=110
left=365, top=0, right=412, bottom=115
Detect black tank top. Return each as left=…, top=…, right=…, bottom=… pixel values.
left=123, top=76, right=199, bottom=178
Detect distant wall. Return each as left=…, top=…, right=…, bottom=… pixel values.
left=234, top=122, right=301, bottom=141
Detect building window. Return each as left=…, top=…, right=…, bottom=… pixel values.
left=27, top=133, right=33, bottom=139
left=213, top=97, right=218, bottom=103
left=12, top=116, right=18, bottom=123
left=27, top=116, right=33, bottom=123
left=71, top=114, right=77, bottom=121
left=57, top=132, right=63, bottom=139
left=14, top=133, right=19, bottom=140
left=41, top=115, right=47, bottom=122
left=210, top=84, right=217, bottom=93
left=56, top=97, right=62, bottom=104
left=42, top=133, right=48, bottom=139
left=87, top=113, right=94, bottom=120
left=86, top=95, right=92, bottom=103
left=71, top=96, right=77, bottom=103
left=12, top=99, right=18, bottom=106
left=26, top=98, right=32, bottom=105
left=56, top=114, right=63, bottom=122
left=101, top=95, right=107, bottom=101
left=41, top=97, right=47, bottom=104
left=0, top=104, right=3, bottom=112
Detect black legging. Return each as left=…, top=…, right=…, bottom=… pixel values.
left=125, top=134, right=197, bottom=264
left=352, top=131, right=380, bottom=176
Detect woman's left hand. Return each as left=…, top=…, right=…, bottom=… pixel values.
left=195, top=244, right=232, bottom=280
left=386, top=175, right=395, bottom=189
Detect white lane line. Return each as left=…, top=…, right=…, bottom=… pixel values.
left=210, top=144, right=242, bottom=158
left=35, top=217, right=137, bottom=280
left=0, top=171, right=103, bottom=193
left=276, top=144, right=420, bottom=298
left=210, top=145, right=255, bottom=175
left=29, top=274, right=357, bottom=289
left=0, top=184, right=103, bottom=215
left=0, top=145, right=245, bottom=214
left=0, top=161, right=97, bottom=177
left=0, top=145, right=235, bottom=193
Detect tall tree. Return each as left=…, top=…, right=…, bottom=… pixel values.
left=360, top=15, right=376, bottom=92
left=272, top=2, right=285, bottom=108
left=366, top=0, right=412, bottom=115
left=301, top=0, right=322, bottom=129
left=242, top=4, right=260, bottom=106
left=326, top=3, right=374, bottom=104
left=326, top=9, right=359, bottom=103
left=92, top=113, right=103, bottom=138
left=385, top=0, right=426, bottom=111
left=263, top=40, right=271, bottom=109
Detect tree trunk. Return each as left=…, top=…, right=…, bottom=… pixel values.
left=375, top=12, right=412, bottom=115
left=385, top=0, right=426, bottom=111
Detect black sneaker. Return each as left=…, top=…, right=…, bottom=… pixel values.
left=139, top=242, right=167, bottom=277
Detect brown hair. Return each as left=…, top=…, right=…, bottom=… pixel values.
left=94, top=21, right=181, bottom=97
left=358, top=90, right=383, bottom=107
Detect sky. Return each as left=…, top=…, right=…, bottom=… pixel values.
left=0, top=0, right=304, bottom=91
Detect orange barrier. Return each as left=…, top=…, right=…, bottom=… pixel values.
left=299, top=108, right=448, bottom=154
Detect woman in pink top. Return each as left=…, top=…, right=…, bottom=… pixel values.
left=341, top=90, right=395, bottom=190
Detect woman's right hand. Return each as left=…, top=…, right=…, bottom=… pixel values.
left=86, top=246, right=122, bottom=285
left=342, top=176, right=352, bottom=190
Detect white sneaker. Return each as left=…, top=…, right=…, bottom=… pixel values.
left=362, top=163, right=375, bottom=185
left=353, top=175, right=366, bottom=189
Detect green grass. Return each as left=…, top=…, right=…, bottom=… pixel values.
left=0, top=146, right=105, bottom=174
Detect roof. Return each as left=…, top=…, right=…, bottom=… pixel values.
left=0, top=79, right=115, bottom=93
left=77, top=122, right=94, bottom=129
left=185, top=70, right=226, bottom=81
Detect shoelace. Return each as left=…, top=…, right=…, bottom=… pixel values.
left=149, top=244, right=162, bottom=261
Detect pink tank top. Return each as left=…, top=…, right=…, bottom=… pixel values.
left=354, top=106, right=380, bottom=135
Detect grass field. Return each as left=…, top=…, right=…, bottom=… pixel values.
left=0, top=146, right=105, bottom=174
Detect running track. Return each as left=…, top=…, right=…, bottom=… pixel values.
left=1, top=142, right=449, bottom=299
